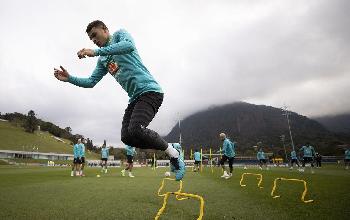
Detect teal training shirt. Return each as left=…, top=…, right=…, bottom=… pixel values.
left=345, top=149, right=350, bottom=159
left=80, top=143, right=85, bottom=157
left=290, top=151, right=297, bottom=159
left=73, top=144, right=81, bottom=158
left=194, top=152, right=201, bottom=161
left=125, top=145, right=136, bottom=156
left=257, top=151, right=265, bottom=160
left=101, top=148, right=109, bottom=159
left=300, top=146, right=315, bottom=158
left=68, top=29, right=163, bottom=103
left=221, top=138, right=235, bottom=158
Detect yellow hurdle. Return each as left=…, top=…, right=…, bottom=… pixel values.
left=157, top=178, right=188, bottom=201
left=239, top=173, right=263, bottom=189
left=155, top=191, right=205, bottom=220
left=271, top=177, right=314, bottom=203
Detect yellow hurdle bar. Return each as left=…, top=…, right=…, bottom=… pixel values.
left=157, top=178, right=188, bottom=201
left=154, top=191, right=205, bottom=220
left=271, top=177, right=314, bottom=203
left=239, top=173, right=263, bottom=189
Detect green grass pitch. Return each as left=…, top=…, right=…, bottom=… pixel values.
left=0, top=165, right=349, bottom=219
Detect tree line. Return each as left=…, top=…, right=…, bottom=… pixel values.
left=0, top=111, right=99, bottom=153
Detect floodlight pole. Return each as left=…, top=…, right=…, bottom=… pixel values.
left=280, top=135, right=288, bottom=162
left=282, top=106, right=295, bottom=152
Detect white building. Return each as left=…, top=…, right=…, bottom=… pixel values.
left=0, top=150, right=74, bottom=161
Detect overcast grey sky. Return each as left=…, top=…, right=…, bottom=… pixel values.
left=1, top=0, right=349, bottom=147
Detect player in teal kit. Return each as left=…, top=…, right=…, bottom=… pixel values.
left=101, top=142, right=109, bottom=173
left=54, top=20, right=185, bottom=180
left=218, top=133, right=235, bottom=179
left=71, top=140, right=82, bottom=176
left=193, top=149, right=201, bottom=172
left=299, top=142, right=316, bottom=173
left=289, top=150, right=300, bottom=170
left=257, top=148, right=268, bottom=170
left=121, top=145, right=136, bottom=178
left=344, top=147, right=350, bottom=170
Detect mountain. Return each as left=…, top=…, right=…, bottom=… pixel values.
left=164, top=102, right=349, bottom=156
left=313, top=114, right=350, bottom=134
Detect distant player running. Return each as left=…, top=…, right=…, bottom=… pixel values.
left=71, top=139, right=82, bottom=176
left=289, top=150, right=300, bottom=170
left=121, top=145, right=136, bottom=178
left=299, top=142, right=316, bottom=173
left=53, top=20, right=185, bottom=180
left=101, top=142, right=109, bottom=173
left=218, top=133, right=235, bottom=179
left=257, top=148, right=268, bottom=170
left=193, top=149, right=201, bottom=172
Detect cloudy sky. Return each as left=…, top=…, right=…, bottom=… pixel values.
left=1, top=0, right=349, bottom=147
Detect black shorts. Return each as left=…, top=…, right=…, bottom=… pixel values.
left=291, top=159, right=298, bottom=163
left=127, top=155, right=134, bottom=164
left=259, top=159, right=267, bottom=164
left=81, top=157, right=85, bottom=163
left=101, top=158, right=107, bottom=162
left=194, top=160, right=200, bottom=165
left=220, top=155, right=234, bottom=165
left=344, top=159, right=350, bottom=162
left=73, top=158, right=81, bottom=164
left=303, top=157, right=313, bottom=163
left=121, top=92, right=166, bottom=151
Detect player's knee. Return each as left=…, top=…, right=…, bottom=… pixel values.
left=127, top=125, right=143, bottom=139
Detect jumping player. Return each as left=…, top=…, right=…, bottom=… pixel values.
left=54, top=20, right=185, bottom=180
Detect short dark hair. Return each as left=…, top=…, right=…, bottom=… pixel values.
left=86, top=20, right=108, bottom=33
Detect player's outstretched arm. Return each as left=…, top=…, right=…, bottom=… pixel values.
left=54, top=60, right=107, bottom=88
left=54, top=66, right=70, bottom=82
left=77, top=48, right=95, bottom=59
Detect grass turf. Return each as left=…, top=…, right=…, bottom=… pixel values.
left=0, top=165, right=349, bottom=220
